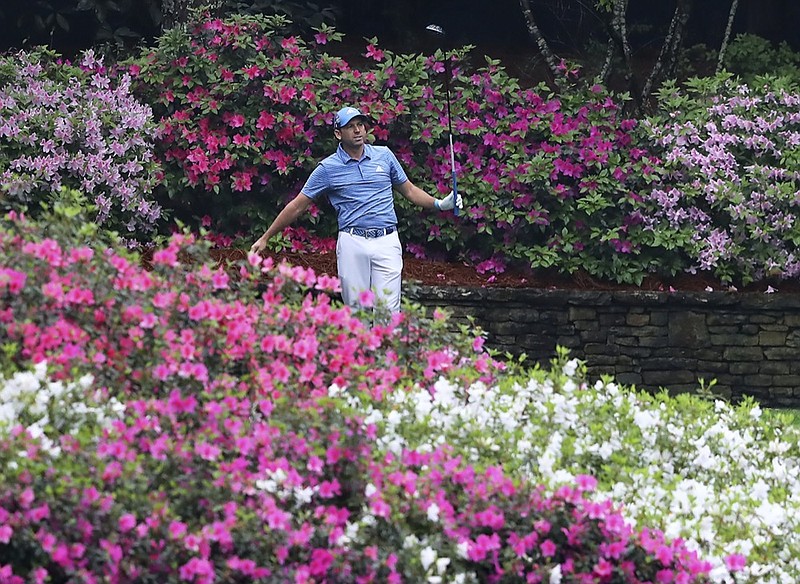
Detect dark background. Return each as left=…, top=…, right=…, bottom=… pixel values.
left=0, top=0, right=798, bottom=94
left=1, top=0, right=798, bottom=56
left=337, top=0, right=800, bottom=53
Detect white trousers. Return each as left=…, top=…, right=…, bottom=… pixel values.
left=337, top=230, right=403, bottom=313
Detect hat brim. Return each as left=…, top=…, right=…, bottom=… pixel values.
left=336, top=114, right=373, bottom=129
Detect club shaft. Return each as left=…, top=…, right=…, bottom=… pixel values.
left=449, top=133, right=458, bottom=216
left=443, top=56, right=458, bottom=216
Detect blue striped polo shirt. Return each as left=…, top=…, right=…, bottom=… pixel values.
left=301, top=143, right=408, bottom=230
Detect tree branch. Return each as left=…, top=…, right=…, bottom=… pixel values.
left=518, top=0, right=564, bottom=84
left=716, top=0, right=740, bottom=73
left=597, top=38, right=615, bottom=84
left=610, top=0, right=640, bottom=102
left=641, top=0, right=692, bottom=106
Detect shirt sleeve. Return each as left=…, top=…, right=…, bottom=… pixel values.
left=301, top=164, right=329, bottom=200
left=386, top=149, right=409, bottom=186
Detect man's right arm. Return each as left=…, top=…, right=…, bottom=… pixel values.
left=250, top=193, right=313, bottom=254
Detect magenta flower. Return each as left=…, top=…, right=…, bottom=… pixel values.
left=724, top=553, right=747, bottom=571
left=118, top=513, right=136, bottom=532
left=540, top=539, right=557, bottom=557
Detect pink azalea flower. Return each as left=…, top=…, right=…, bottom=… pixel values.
left=725, top=553, right=747, bottom=571
left=358, top=289, right=375, bottom=307
left=118, top=513, right=136, bottom=532
left=0, top=526, right=12, bottom=544
left=365, top=45, right=385, bottom=61
left=540, top=539, right=557, bottom=557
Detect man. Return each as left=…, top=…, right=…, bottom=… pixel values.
left=250, top=105, right=462, bottom=313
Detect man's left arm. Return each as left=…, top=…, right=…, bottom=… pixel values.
left=396, top=180, right=462, bottom=211
left=395, top=180, right=438, bottom=209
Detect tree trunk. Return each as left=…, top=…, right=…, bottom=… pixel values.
left=597, top=38, right=615, bottom=85
left=610, top=0, right=640, bottom=106
left=716, top=0, right=740, bottom=73
left=641, top=0, right=692, bottom=107
left=518, top=0, right=564, bottom=85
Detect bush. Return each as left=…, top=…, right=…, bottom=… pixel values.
left=397, top=68, right=676, bottom=284
left=126, top=14, right=373, bottom=237
left=367, top=350, right=800, bottom=583
left=723, top=34, right=800, bottom=85
left=643, top=73, right=800, bottom=284
left=0, top=208, right=714, bottom=582
left=7, top=15, right=800, bottom=287
left=0, top=48, right=162, bottom=238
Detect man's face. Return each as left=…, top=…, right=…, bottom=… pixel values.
left=335, top=117, right=368, bottom=148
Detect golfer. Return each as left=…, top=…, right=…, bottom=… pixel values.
left=250, top=105, right=462, bottom=313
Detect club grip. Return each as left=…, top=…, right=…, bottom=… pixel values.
left=452, top=176, right=459, bottom=217
left=449, top=134, right=459, bottom=217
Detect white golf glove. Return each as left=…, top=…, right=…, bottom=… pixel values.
left=434, top=190, right=463, bottom=211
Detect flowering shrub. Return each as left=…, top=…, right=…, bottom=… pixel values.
left=643, top=73, right=800, bottom=284
left=366, top=351, right=800, bottom=583
left=0, top=199, right=493, bottom=395
left=0, top=208, right=715, bottom=582
left=391, top=63, right=674, bottom=284
left=0, top=48, right=162, bottom=236
left=126, top=15, right=384, bottom=237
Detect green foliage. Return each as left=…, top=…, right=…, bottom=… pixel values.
left=2, top=0, right=162, bottom=56
left=723, top=33, right=800, bottom=85
left=220, top=0, right=340, bottom=32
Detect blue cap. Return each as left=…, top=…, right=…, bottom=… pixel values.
left=334, top=106, right=371, bottom=129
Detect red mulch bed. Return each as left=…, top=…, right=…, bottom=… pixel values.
left=208, top=248, right=800, bottom=294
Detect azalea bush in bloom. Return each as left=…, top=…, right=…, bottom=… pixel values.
left=642, top=73, right=800, bottom=284
left=126, top=14, right=395, bottom=237
left=394, top=64, right=673, bottom=284
left=365, top=350, right=800, bottom=583
left=0, top=48, right=162, bottom=236
left=0, top=206, right=716, bottom=582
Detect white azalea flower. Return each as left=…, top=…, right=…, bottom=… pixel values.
left=426, top=502, right=440, bottom=522
left=420, top=546, right=436, bottom=570
left=364, top=355, right=800, bottom=583
left=456, top=541, right=469, bottom=559
left=549, top=564, right=562, bottom=584
left=562, top=359, right=579, bottom=376
left=435, top=557, right=450, bottom=574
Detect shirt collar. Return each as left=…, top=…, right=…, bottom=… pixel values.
left=336, top=143, right=373, bottom=163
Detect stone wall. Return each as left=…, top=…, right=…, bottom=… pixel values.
left=406, top=286, right=800, bottom=407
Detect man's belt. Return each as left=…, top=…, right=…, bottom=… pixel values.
left=342, top=226, right=397, bottom=239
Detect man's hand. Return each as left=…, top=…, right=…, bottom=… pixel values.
left=434, top=190, right=463, bottom=211
left=250, top=236, right=268, bottom=255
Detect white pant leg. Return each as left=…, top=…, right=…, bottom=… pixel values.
left=337, top=231, right=371, bottom=309
left=370, top=231, right=403, bottom=313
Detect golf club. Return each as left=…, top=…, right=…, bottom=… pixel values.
left=425, top=23, right=459, bottom=216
